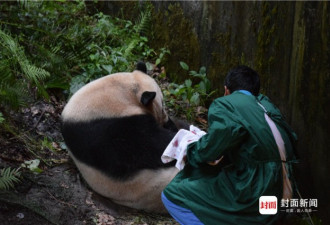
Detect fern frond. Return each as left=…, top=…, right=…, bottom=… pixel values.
left=0, top=167, right=21, bottom=190
left=0, top=29, right=25, bottom=65
left=124, top=39, right=139, bottom=58
left=0, top=81, right=29, bottom=109
left=33, top=43, right=68, bottom=73
left=17, top=0, right=43, bottom=10
left=134, top=10, right=151, bottom=35
left=0, top=29, right=50, bottom=83
left=0, top=28, right=50, bottom=100
left=0, top=59, right=14, bottom=85
left=19, top=62, right=50, bottom=82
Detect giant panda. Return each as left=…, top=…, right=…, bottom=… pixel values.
left=61, top=63, right=186, bottom=213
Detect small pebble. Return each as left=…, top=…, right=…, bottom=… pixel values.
left=16, top=212, right=24, bottom=219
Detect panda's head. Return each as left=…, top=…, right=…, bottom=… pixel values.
left=137, top=72, right=169, bottom=125
left=61, top=68, right=169, bottom=126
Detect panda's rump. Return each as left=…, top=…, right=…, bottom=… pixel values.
left=62, top=114, right=176, bottom=180
left=71, top=154, right=179, bottom=213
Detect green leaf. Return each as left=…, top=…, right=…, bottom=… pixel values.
left=45, top=78, right=70, bottom=90
left=145, top=62, right=154, bottom=71
left=189, top=70, right=198, bottom=76
left=0, top=112, right=4, bottom=124
left=199, top=66, right=206, bottom=75
left=198, top=81, right=207, bottom=93
left=156, top=58, right=161, bottom=66
left=180, top=61, right=189, bottom=71
left=101, top=65, right=113, bottom=74
left=190, top=93, right=200, bottom=106
left=184, top=79, right=192, bottom=88
left=69, top=75, right=86, bottom=95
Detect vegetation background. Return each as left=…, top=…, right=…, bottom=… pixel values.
left=0, top=1, right=328, bottom=225
left=0, top=1, right=212, bottom=224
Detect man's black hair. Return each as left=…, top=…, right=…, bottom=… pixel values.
left=224, top=65, right=260, bottom=96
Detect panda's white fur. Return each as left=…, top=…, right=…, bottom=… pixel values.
left=71, top=154, right=178, bottom=212
left=61, top=70, right=181, bottom=213
left=62, top=71, right=166, bottom=123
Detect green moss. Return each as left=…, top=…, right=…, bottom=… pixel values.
left=271, top=5, right=278, bottom=15
left=261, top=2, right=269, bottom=17
left=203, top=2, right=283, bottom=96
left=101, top=1, right=142, bottom=21
left=149, top=3, right=200, bottom=82
left=254, top=2, right=279, bottom=93
left=208, top=29, right=241, bottom=95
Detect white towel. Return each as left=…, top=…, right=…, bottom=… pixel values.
left=161, top=125, right=206, bottom=170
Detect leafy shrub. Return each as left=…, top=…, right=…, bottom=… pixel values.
left=69, top=11, right=153, bottom=95
left=0, top=29, right=50, bottom=109
left=155, top=48, right=171, bottom=67
left=0, top=1, right=154, bottom=98
left=164, top=62, right=216, bottom=121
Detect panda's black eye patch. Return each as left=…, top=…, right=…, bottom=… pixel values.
left=141, top=91, right=156, bottom=106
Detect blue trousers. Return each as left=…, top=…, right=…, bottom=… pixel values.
left=161, top=192, right=204, bottom=225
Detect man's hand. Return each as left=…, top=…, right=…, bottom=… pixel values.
left=207, top=156, right=224, bottom=166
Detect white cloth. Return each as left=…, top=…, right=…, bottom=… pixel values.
left=161, top=125, right=206, bottom=170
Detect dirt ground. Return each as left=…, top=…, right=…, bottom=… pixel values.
left=0, top=99, right=178, bottom=225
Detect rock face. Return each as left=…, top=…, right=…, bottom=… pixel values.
left=99, top=1, right=329, bottom=222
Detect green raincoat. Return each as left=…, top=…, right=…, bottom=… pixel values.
left=163, top=91, right=297, bottom=225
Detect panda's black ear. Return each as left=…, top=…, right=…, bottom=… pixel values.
left=141, top=91, right=156, bottom=106
left=136, top=61, right=147, bottom=74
